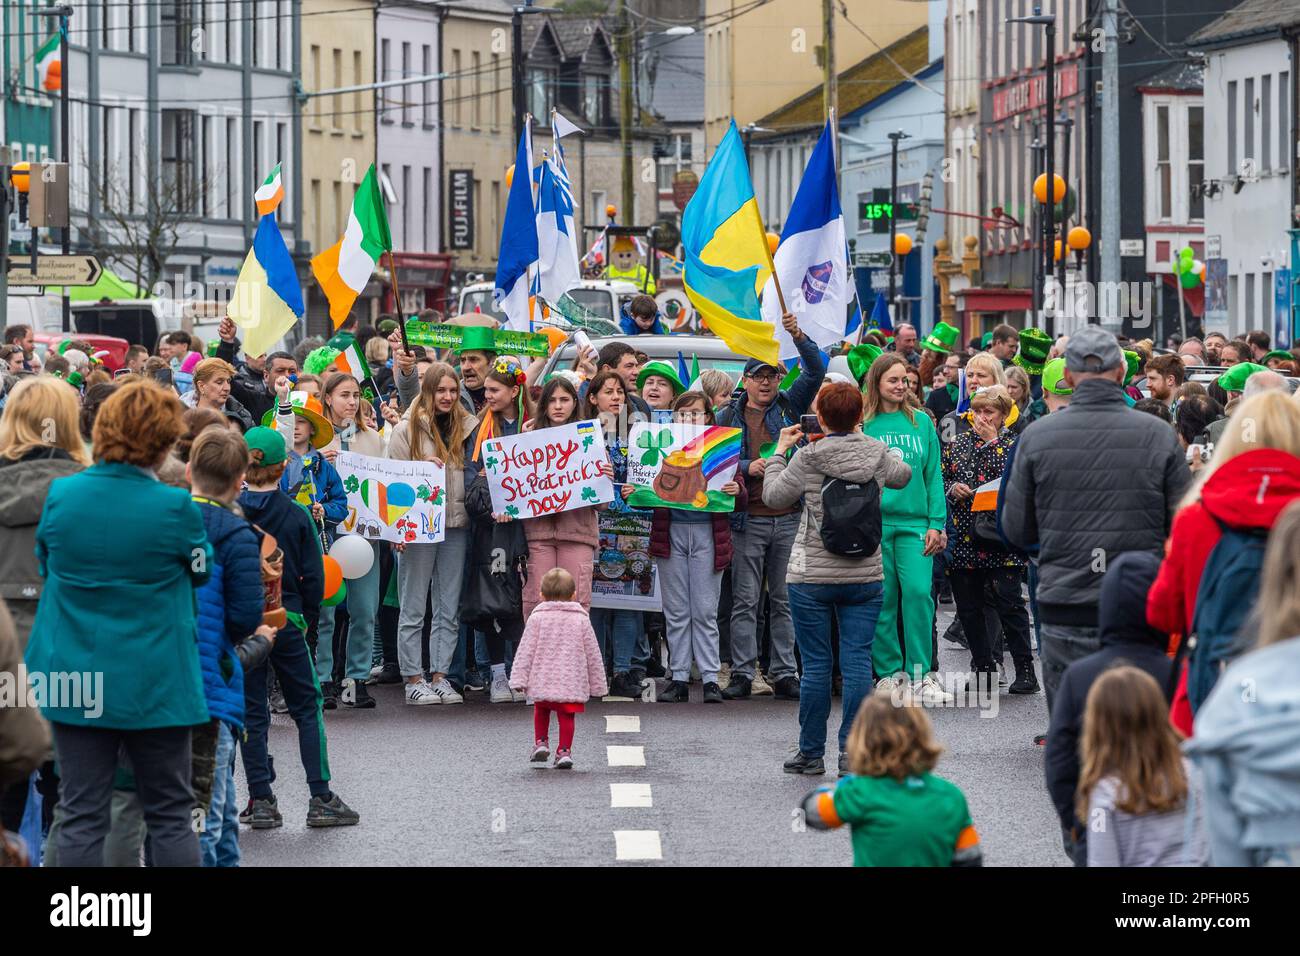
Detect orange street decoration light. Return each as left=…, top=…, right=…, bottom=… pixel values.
left=893, top=233, right=913, bottom=257
left=1067, top=225, right=1092, bottom=251
left=1033, top=173, right=1066, bottom=205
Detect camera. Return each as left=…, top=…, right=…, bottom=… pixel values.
left=1185, top=442, right=1213, bottom=464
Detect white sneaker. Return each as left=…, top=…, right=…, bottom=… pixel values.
left=489, top=675, right=513, bottom=703
left=428, top=678, right=464, bottom=705
left=874, top=675, right=900, bottom=696
left=510, top=687, right=527, bottom=703
left=912, top=674, right=955, bottom=705
left=405, top=680, right=441, bottom=705
left=751, top=669, right=775, bottom=696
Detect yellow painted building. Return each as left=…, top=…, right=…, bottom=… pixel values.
left=703, top=0, right=928, bottom=152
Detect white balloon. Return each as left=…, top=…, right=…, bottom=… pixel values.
left=330, top=534, right=375, bottom=579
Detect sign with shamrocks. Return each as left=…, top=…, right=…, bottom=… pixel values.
left=625, top=422, right=742, bottom=513
left=335, top=451, right=446, bottom=544
left=480, top=419, right=614, bottom=519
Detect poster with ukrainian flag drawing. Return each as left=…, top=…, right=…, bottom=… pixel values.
left=335, top=451, right=445, bottom=545
left=626, top=423, right=742, bottom=513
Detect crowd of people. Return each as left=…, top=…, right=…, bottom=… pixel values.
left=1, top=305, right=1299, bottom=869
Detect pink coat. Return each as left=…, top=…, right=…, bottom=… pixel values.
left=508, top=601, right=608, bottom=702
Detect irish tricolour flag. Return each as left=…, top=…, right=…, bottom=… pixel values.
left=311, top=163, right=392, bottom=329
left=36, top=33, right=60, bottom=92
left=255, top=163, right=284, bottom=216
left=334, top=339, right=371, bottom=383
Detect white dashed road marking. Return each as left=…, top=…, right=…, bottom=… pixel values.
left=606, top=745, right=646, bottom=767
left=614, top=830, right=663, bottom=861
left=605, top=715, right=641, bottom=733
left=610, top=783, right=653, bottom=808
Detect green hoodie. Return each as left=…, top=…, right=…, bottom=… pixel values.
left=862, top=409, right=945, bottom=530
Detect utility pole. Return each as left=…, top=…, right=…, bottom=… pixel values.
left=888, top=130, right=908, bottom=318
left=1100, top=0, right=1121, bottom=326
left=36, top=4, right=73, bottom=331
left=512, top=5, right=526, bottom=144
left=618, top=0, right=634, bottom=223
left=822, top=0, right=836, bottom=123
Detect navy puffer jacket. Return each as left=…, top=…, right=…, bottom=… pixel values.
left=195, top=500, right=266, bottom=728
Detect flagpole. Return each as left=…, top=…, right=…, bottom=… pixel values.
left=386, top=250, right=411, bottom=351
left=751, top=195, right=788, bottom=316
left=826, top=107, right=867, bottom=348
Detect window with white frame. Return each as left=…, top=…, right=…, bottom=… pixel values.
left=1144, top=96, right=1205, bottom=224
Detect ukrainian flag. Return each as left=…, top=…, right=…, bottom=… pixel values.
left=682, top=121, right=779, bottom=365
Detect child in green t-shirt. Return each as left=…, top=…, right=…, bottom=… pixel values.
left=800, top=693, right=983, bottom=867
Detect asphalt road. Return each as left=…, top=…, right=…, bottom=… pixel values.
left=238, top=610, right=1067, bottom=867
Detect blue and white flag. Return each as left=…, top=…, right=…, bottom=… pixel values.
left=867, top=291, right=893, bottom=337
left=535, top=145, right=581, bottom=306
left=494, top=117, right=539, bottom=331
left=761, top=120, right=852, bottom=360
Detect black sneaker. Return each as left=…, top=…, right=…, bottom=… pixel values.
left=245, top=796, right=283, bottom=829
left=838, top=754, right=849, bottom=776
left=644, top=656, right=666, bottom=679
left=703, top=681, right=723, bottom=703
left=344, top=679, right=376, bottom=708
left=306, top=792, right=360, bottom=827
left=607, top=672, right=640, bottom=699
left=375, top=663, right=402, bottom=685
left=783, top=751, right=825, bottom=775
left=773, top=676, right=801, bottom=700
left=320, top=680, right=338, bottom=710
left=722, top=674, right=752, bottom=700
left=1009, top=661, right=1040, bottom=695
left=659, top=680, right=689, bottom=702
left=942, top=618, right=968, bottom=649
left=628, top=667, right=648, bottom=686
left=938, top=584, right=954, bottom=605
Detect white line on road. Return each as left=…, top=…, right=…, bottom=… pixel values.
left=614, top=830, right=662, bottom=861
left=610, top=783, right=653, bottom=808
left=606, top=745, right=646, bottom=767
left=605, top=715, right=641, bottom=733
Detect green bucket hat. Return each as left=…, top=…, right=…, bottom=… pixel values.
left=244, top=426, right=287, bottom=466
left=845, top=343, right=883, bottom=384
left=1123, top=350, right=1140, bottom=386
left=1013, top=328, right=1053, bottom=375
left=1041, top=358, right=1072, bottom=396
left=454, top=325, right=497, bottom=355
left=920, top=321, right=960, bottom=354
left=1217, top=362, right=1268, bottom=393
left=636, top=360, right=686, bottom=395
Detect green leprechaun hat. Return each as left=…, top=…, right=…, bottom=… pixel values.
left=920, top=321, right=960, bottom=354
left=1123, top=350, right=1140, bottom=386
left=1013, top=328, right=1053, bottom=375
left=636, top=360, right=686, bottom=395
left=845, top=343, right=883, bottom=384
left=454, top=325, right=497, bottom=355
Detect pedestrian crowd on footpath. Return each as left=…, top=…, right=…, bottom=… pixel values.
left=1, top=299, right=1299, bottom=869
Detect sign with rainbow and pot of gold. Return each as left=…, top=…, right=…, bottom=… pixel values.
left=625, top=423, right=742, bottom=513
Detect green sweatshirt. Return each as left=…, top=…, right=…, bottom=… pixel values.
left=862, top=409, right=946, bottom=531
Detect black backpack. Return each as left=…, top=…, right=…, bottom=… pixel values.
left=815, top=474, right=883, bottom=558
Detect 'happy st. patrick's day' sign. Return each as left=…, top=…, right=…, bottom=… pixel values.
left=482, top=420, right=614, bottom=518
left=625, top=422, right=742, bottom=513
left=335, top=451, right=446, bottom=544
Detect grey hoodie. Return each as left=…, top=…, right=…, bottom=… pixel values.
left=1185, top=636, right=1300, bottom=866
left=761, top=431, right=910, bottom=585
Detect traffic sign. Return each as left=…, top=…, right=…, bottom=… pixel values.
left=6, top=254, right=102, bottom=286
left=855, top=251, right=893, bottom=268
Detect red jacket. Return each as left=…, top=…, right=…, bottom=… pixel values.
left=1147, top=448, right=1300, bottom=734
left=648, top=468, right=747, bottom=572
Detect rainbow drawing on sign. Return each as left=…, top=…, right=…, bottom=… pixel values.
left=361, top=479, right=417, bottom=525
left=680, top=425, right=741, bottom=479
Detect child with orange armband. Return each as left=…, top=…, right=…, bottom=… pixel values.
left=799, top=692, right=983, bottom=866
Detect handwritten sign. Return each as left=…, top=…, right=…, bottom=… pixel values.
left=590, top=511, right=661, bottom=611
left=403, top=321, right=550, bottom=357
left=481, top=419, right=614, bottom=519
left=335, top=451, right=446, bottom=544
left=625, top=422, right=742, bottom=513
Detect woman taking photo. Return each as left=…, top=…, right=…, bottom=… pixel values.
left=519, top=378, right=614, bottom=619
left=184, top=358, right=255, bottom=432
left=648, top=391, right=746, bottom=704
left=941, top=385, right=1037, bottom=696
left=762, top=382, right=912, bottom=776
left=311, top=372, right=386, bottom=709
left=389, top=362, right=477, bottom=705
left=582, top=370, right=647, bottom=699
left=861, top=355, right=951, bottom=703
left=26, top=381, right=210, bottom=866
left=465, top=358, right=533, bottom=704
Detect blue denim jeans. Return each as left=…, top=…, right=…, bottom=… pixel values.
left=788, top=581, right=884, bottom=759
left=590, top=608, right=642, bottom=674
left=201, top=722, right=240, bottom=867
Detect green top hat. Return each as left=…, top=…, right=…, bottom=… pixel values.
left=1263, top=349, right=1295, bottom=364
left=1012, top=328, right=1053, bottom=375
left=636, top=360, right=686, bottom=395
left=845, top=343, right=883, bottom=384
left=1041, top=358, right=1072, bottom=396
left=454, top=325, right=497, bottom=355
left=1122, top=350, right=1140, bottom=386
left=920, top=322, right=960, bottom=354
left=1218, top=362, right=1268, bottom=393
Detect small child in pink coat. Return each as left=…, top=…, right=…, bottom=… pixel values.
left=510, top=567, right=609, bottom=769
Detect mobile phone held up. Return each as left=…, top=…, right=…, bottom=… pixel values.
left=800, top=414, right=822, bottom=436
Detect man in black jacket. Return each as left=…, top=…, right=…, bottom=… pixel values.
left=1043, top=552, right=1172, bottom=865
left=215, top=316, right=299, bottom=425
left=1001, top=325, right=1189, bottom=715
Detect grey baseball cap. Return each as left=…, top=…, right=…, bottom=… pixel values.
left=1064, top=325, right=1123, bottom=373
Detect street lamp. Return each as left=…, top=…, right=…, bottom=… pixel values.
left=34, top=4, right=73, bottom=332
left=1009, top=8, right=1057, bottom=333
left=887, top=129, right=910, bottom=319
